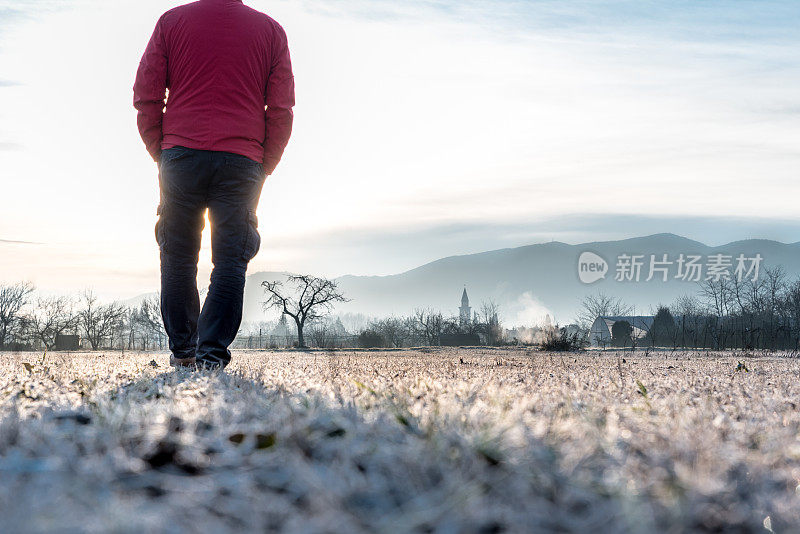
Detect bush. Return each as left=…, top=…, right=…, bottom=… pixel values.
left=357, top=329, right=386, bottom=348
left=541, top=327, right=586, bottom=351
left=647, top=306, right=677, bottom=347
left=611, top=320, right=633, bottom=347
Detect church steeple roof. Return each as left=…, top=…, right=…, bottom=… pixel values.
left=461, top=287, right=469, bottom=306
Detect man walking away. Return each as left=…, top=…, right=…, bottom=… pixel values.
left=133, top=0, right=295, bottom=370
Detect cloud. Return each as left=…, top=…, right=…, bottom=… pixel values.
left=0, top=238, right=42, bottom=245
left=302, top=0, right=799, bottom=46
left=0, top=142, right=21, bottom=151
left=0, top=80, right=21, bottom=87
left=0, top=2, right=80, bottom=50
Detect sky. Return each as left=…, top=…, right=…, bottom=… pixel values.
left=0, top=0, right=798, bottom=300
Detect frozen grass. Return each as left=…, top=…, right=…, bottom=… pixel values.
left=0, top=348, right=799, bottom=533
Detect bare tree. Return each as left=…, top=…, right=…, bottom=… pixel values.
left=412, top=308, right=444, bottom=346
left=135, top=295, right=166, bottom=350
left=785, top=279, right=800, bottom=350
left=125, top=295, right=164, bottom=350
left=27, top=296, right=78, bottom=349
left=479, top=300, right=500, bottom=323
left=78, top=290, right=127, bottom=350
left=308, top=320, right=331, bottom=348
left=672, top=294, right=700, bottom=317
left=699, top=277, right=734, bottom=349
left=0, top=282, right=34, bottom=348
left=764, top=266, right=787, bottom=349
left=671, top=294, right=702, bottom=348
left=728, top=274, right=754, bottom=349
left=125, top=306, right=139, bottom=350
left=478, top=300, right=503, bottom=345
left=577, top=293, right=632, bottom=329
left=262, top=275, right=348, bottom=348
left=402, top=316, right=421, bottom=345
left=370, top=317, right=407, bottom=348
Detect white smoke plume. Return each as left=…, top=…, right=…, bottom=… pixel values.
left=510, top=291, right=554, bottom=329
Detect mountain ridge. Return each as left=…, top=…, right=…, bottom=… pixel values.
left=124, top=234, right=800, bottom=327
left=243, top=234, right=800, bottom=325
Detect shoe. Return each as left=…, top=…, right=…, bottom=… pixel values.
left=195, top=357, right=226, bottom=371
left=169, top=355, right=197, bottom=369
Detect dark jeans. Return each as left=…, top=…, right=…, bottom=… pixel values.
left=156, top=146, right=265, bottom=368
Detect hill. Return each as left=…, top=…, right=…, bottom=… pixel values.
left=241, top=233, right=800, bottom=325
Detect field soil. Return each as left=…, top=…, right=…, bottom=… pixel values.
left=1, top=348, right=799, bottom=533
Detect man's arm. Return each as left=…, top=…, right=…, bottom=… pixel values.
left=263, top=24, right=296, bottom=176
left=133, top=16, right=169, bottom=163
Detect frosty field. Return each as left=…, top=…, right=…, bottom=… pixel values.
left=1, top=348, right=799, bottom=533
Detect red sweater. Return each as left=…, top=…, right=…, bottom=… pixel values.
left=133, top=0, right=295, bottom=175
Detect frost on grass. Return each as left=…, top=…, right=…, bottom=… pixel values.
left=0, top=349, right=799, bottom=532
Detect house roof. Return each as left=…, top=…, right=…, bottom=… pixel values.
left=597, top=316, right=655, bottom=331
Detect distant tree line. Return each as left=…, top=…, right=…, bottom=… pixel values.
left=0, top=282, right=166, bottom=351
left=0, top=277, right=509, bottom=352
left=355, top=301, right=504, bottom=348
left=671, top=266, right=800, bottom=350
left=233, top=305, right=507, bottom=350
left=13, top=264, right=799, bottom=353
left=580, top=265, right=800, bottom=351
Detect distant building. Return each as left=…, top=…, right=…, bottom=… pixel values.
left=459, top=288, right=471, bottom=326
left=590, top=316, right=654, bottom=346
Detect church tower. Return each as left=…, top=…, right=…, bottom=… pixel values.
left=459, top=287, right=471, bottom=326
